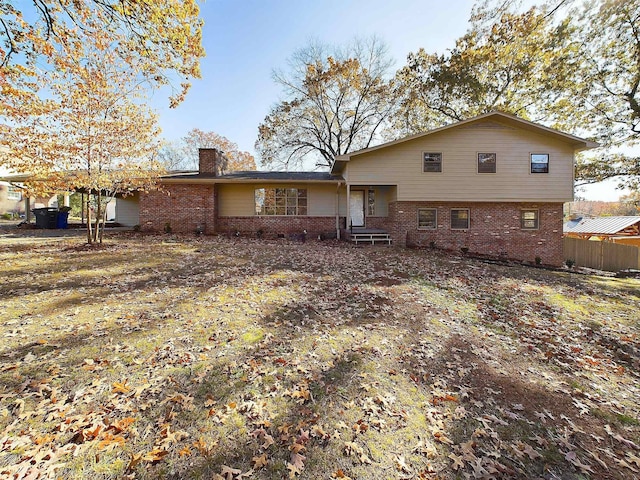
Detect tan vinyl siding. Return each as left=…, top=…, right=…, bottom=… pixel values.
left=115, top=193, right=140, bottom=226
left=345, top=121, right=575, bottom=202
left=218, top=183, right=339, bottom=217
left=218, top=184, right=254, bottom=216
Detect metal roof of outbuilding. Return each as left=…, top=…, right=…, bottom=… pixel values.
left=564, top=216, right=640, bottom=235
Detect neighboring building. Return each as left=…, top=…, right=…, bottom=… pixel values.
left=564, top=216, right=640, bottom=246
left=0, top=181, right=25, bottom=216
left=132, top=112, right=597, bottom=265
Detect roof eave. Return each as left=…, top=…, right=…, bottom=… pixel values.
left=160, top=177, right=343, bottom=184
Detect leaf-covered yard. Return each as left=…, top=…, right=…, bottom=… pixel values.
left=0, top=234, right=639, bottom=479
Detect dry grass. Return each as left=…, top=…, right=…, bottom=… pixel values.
left=0, top=233, right=639, bottom=480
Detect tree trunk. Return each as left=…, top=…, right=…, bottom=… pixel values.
left=93, top=195, right=102, bottom=243
left=86, top=197, right=93, bottom=244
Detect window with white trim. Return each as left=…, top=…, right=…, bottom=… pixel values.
left=367, top=190, right=375, bottom=216
left=531, top=154, right=549, bottom=173
left=521, top=210, right=539, bottom=229
left=418, top=208, right=437, bottom=229
left=423, top=153, right=442, bottom=172
left=451, top=209, right=470, bottom=229
left=255, top=188, right=307, bottom=216
left=478, top=153, right=496, bottom=173
left=7, top=185, right=22, bottom=201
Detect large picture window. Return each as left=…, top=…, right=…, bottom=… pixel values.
left=531, top=154, right=549, bottom=173
left=451, top=209, right=470, bottom=230
left=423, top=153, right=442, bottom=172
left=418, top=208, right=437, bottom=229
left=255, top=188, right=307, bottom=216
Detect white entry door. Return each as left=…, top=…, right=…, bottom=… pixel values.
left=349, top=190, right=365, bottom=227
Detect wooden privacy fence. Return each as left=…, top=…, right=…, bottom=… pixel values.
left=563, top=237, right=640, bottom=272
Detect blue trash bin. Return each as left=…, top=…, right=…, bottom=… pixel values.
left=56, top=211, right=69, bottom=229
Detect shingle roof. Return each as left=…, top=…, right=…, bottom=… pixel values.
left=564, top=216, right=640, bottom=235
left=162, top=171, right=342, bottom=182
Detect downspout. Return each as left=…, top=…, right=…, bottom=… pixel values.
left=336, top=182, right=342, bottom=240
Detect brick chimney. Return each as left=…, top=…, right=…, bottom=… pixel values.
left=199, top=148, right=227, bottom=175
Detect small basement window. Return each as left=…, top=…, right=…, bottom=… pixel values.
left=417, top=208, right=437, bottom=229
left=451, top=209, right=470, bottom=230
left=521, top=210, right=539, bottom=229
left=531, top=154, right=549, bottom=173
left=423, top=153, right=442, bottom=172
left=478, top=153, right=496, bottom=173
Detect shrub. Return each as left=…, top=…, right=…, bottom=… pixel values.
left=164, top=222, right=172, bottom=234
left=460, top=247, right=469, bottom=254
left=535, top=256, right=542, bottom=265
left=429, top=241, right=436, bottom=249
left=565, top=259, right=575, bottom=268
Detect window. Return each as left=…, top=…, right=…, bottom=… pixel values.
left=367, top=190, right=375, bottom=216
left=423, top=153, right=442, bottom=172
left=255, top=188, right=307, bottom=216
left=7, top=185, right=21, bottom=201
left=451, top=209, right=470, bottom=229
left=531, top=154, right=549, bottom=173
left=521, top=210, right=539, bottom=229
left=417, top=208, right=437, bottom=229
left=478, top=153, right=496, bottom=173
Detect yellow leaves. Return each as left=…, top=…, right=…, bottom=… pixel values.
left=111, top=380, right=131, bottom=394
left=142, top=448, right=169, bottom=463
left=332, top=469, right=352, bottom=479
left=97, top=432, right=125, bottom=451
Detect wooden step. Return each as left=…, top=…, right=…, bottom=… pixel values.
left=350, top=232, right=392, bottom=245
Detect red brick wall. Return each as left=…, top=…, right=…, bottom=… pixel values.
left=139, top=185, right=216, bottom=233
left=384, top=201, right=564, bottom=265
left=217, top=216, right=342, bottom=239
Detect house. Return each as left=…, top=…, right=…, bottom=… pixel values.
left=132, top=111, right=597, bottom=265
left=0, top=181, right=25, bottom=216
left=564, top=216, right=640, bottom=246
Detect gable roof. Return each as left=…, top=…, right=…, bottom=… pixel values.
left=331, top=111, right=600, bottom=174
left=564, top=216, right=640, bottom=235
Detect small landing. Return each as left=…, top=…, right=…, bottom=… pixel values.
left=349, top=228, right=392, bottom=245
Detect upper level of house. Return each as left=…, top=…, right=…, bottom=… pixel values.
left=331, top=112, right=599, bottom=203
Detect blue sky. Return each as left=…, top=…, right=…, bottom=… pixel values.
left=152, top=0, right=628, bottom=201
left=154, top=0, right=475, bottom=153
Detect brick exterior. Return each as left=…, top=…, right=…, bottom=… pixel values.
left=217, top=216, right=343, bottom=239
left=199, top=148, right=226, bottom=175
left=139, top=185, right=564, bottom=265
left=139, top=185, right=216, bottom=233
left=382, top=201, right=564, bottom=265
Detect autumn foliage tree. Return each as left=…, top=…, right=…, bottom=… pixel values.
left=256, top=37, right=396, bottom=170
left=565, top=0, right=640, bottom=191
left=1, top=28, right=164, bottom=244
left=0, top=0, right=204, bottom=107
left=158, top=129, right=256, bottom=173
left=393, top=6, right=579, bottom=134
left=182, top=129, right=256, bottom=173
